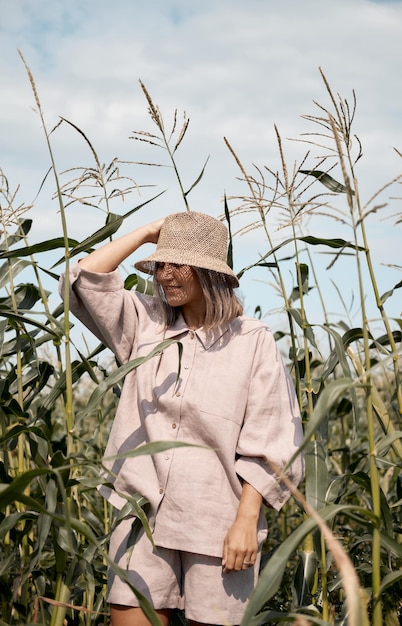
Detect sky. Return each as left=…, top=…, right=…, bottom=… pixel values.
left=1, top=0, right=401, bottom=352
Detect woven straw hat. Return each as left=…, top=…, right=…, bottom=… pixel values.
left=135, top=211, right=239, bottom=287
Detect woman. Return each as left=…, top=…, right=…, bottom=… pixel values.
left=61, top=211, right=304, bottom=626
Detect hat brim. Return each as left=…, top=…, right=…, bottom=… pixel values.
left=135, top=250, right=239, bottom=287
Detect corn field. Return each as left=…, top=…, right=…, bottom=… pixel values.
left=0, top=58, right=401, bottom=625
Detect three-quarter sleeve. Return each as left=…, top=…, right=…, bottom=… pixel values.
left=234, top=328, right=304, bottom=511
left=59, top=262, right=138, bottom=364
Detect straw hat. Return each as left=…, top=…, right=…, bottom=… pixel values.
left=135, top=211, right=239, bottom=287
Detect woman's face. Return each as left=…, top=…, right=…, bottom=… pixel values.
left=156, top=262, right=205, bottom=310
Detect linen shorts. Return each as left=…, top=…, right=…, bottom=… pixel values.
left=107, top=516, right=261, bottom=625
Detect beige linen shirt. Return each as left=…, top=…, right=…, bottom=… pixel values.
left=61, top=263, right=304, bottom=557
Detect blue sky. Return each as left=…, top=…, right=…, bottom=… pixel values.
left=1, top=0, right=401, bottom=349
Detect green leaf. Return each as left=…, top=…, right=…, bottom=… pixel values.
left=0, top=219, right=33, bottom=252
left=0, top=309, right=59, bottom=337
left=289, top=307, right=317, bottom=348
left=115, top=490, right=153, bottom=544
left=299, top=235, right=363, bottom=251
left=0, top=511, right=39, bottom=538
left=105, top=439, right=201, bottom=463
left=378, top=569, right=402, bottom=595
left=31, top=480, right=57, bottom=570
left=124, top=273, right=139, bottom=290
left=320, top=326, right=354, bottom=380
left=241, top=504, right=366, bottom=625
left=0, top=319, right=7, bottom=358
left=376, top=430, right=402, bottom=455
left=0, top=468, right=54, bottom=509
left=305, top=440, right=328, bottom=511
left=237, top=240, right=289, bottom=279
left=0, top=237, right=79, bottom=259
left=287, top=377, right=358, bottom=466
left=54, top=191, right=165, bottom=266
left=379, top=531, right=402, bottom=559
left=77, top=339, right=182, bottom=420
left=237, top=234, right=363, bottom=280
left=369, top=330, right=401, bottom=349
left=245, top=610, right=329, bottom=626
left=347, top=471, right=393, bottom=532
left=290, top=263, right=311, bottom=302
left=380, top=279, right=402, bottom=305
left=0, top=283, right=42, bottom=310
left=299, top=169, right=355, bottom=194
left=124, top=272, right=154, bottom=295
left=184, top=156, right=210, bottom=197
left=224, top=193, right=234, bottom=270
left=293, top=549, right=318, bottom=606
left=41, top=359, right=99, bottom=410
left=0, top=258, right=31, bottom=288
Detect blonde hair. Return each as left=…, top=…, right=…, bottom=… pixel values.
left=152, top=266, right=243, bottom=329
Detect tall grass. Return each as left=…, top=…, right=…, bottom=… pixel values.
left=0, top=58, right=400, bottom=625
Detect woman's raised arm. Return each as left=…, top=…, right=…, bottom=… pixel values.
left=78, top=218, right=165, bottom=274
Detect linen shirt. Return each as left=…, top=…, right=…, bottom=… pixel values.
left=61, top=263, right=304, bottom=557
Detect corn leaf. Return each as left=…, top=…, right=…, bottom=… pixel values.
left=299, top=169, right=354, bottom=194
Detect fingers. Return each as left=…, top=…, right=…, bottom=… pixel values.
left=222, top=550, right=256, bottom=573
left=222, top=520, right=258, bottom=573
left=145, top=218, right=165, bottom=244
left=221, top=537, right=228, bottom=570
left=240, top=553, right=256, bottom=571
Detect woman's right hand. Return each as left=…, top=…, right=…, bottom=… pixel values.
left=78, top=216, right=166, bottom=274
left=144, top=218, right=165, bottom=245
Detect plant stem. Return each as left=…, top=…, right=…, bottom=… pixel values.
left=18, top=50, right=75, bottom=458
left=329, top=113, right=383, bottom=626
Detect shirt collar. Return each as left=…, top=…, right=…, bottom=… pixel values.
left=163, top=313, right=237, bottom=350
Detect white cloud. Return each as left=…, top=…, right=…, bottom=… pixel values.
left=0, top=0, right=401, bottom=326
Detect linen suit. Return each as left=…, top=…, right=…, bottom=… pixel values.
left=60, top=263, right=304, bottom=616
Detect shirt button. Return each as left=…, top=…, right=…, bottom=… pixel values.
left=164, top=455, right=170, bottom=460
left=184, top=365, right=189, bottom=370
left=189, top=331, right=195, bottom=340
left=159, top=488, right=163, bottom=494
left=172, top=423, right=177, bottom=429
left=175, top=391, right=181, bottom=397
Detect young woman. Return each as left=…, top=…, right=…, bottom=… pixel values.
left=60, top=211, right=304, bottom=626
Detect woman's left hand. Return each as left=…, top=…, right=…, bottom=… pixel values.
left=222, top=517, right=258, bottom=572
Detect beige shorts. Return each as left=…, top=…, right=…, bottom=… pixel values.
left=107, top=516, right=261, bottom=625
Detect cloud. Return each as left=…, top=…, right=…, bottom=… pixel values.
left=0, top=0, right=401, bottom=324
